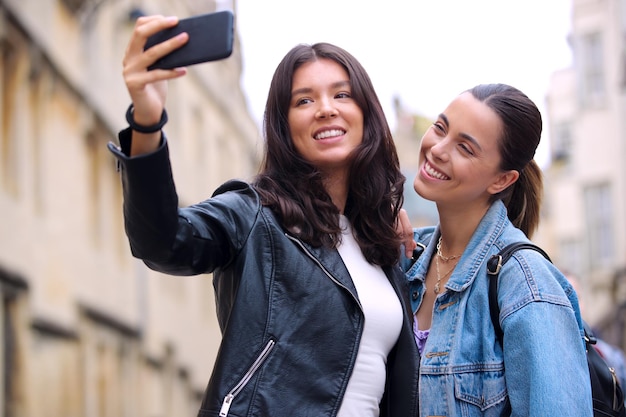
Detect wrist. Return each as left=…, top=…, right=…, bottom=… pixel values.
left=125, top=104, right=168, bottom=134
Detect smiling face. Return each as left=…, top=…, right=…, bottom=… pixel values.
left=287, top=58, right=364, bottom=177
left=413, top=92, right=519, bottom=211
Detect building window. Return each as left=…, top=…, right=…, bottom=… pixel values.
left=86, top=130, right=103, bottom=247
left=551, top=121, right=573, bottom=164
left=60, top=0, right=87, bottom=14
left=584, top=183, right=613, bottom=268
left=0, top=269, right=29, bottom=417
left=558, top=238, right=584, bottom=278
left=1, top=38, right=21, bottom=197
left=621, top=0, right=626, bottom=88
left=578, top=32, right=606, bottom=107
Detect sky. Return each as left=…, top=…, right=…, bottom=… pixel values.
left=235, top=0, right=573, bottom=166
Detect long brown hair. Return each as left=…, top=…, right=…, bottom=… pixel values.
left=468, top=84, right=543, bottom=237
left=253, top=43, right=405, bottom=266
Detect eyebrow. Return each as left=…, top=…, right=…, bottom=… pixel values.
left=291, top=80, right=351, bottom=97
left=439, top=113, right=483, bottom=152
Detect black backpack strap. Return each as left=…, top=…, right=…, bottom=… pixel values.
left=487, top=242, right=552, bottom=344
left=487, top=243, right=551, bottom=276
left=411, top=241, right=427, bottom=263
left=407, top=241, right=427, bottom=269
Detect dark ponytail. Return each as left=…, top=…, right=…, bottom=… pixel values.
left=468, top=84, right=543, bottom=238
left=501, top=160, right=543, bottom=237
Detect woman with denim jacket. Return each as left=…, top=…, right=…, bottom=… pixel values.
left=404, top=84, right=593, bottom=416
left=108, top=15, right=419, bottom=417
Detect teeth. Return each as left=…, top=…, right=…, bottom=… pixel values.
left=315, top=129, right=345, bottom=140
left=425, top=162, right=450, bottom=180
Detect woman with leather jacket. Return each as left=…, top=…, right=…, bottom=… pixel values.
left=108, top=15, right=420, bottom=417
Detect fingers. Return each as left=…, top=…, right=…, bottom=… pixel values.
left=124, top=15, right=173, bottom=65
left=397, top=209, right=417, bottom=258
left=124, top=15, right=189, bottom=79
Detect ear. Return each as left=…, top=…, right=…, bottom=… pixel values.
left=487, top=169, right=519, bottom=195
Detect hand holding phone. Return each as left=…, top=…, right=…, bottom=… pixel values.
left=144, top=11, right=234, bottom=70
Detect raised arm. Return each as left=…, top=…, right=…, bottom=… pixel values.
left=122, top=15, right=189, bottom=156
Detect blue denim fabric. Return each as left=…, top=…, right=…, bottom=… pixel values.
left=404, top=200, right=593, bottom=416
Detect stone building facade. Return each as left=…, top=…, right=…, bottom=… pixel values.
left=391, top=96, right=439, bottom=227
left=0, top=0, right=260, bottom=415
left=544, top=0, right=626, bottom=345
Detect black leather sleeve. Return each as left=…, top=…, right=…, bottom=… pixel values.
left=107, top=129, right=260, bottom=276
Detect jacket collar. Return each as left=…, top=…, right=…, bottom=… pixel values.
left=445, top=200, right=509, bottom=292
left=412, top=201, right=509, bottom=292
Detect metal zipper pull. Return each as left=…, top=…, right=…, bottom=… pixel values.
left=219, top=393, right=234, bottom=417
left=217, top=339, right=276, bottom=417
left=609, top=367, right=619, bottom=410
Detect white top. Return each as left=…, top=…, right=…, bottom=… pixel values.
left=336, top=216, right=403, bottom=417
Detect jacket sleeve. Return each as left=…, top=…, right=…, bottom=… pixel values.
left=498, top=261, right=594, bottom=416
left=107, top=128, right=260, bottom=276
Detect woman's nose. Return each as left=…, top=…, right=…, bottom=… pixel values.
left=430, top=138, right=450, bottom=161
left=315, top=100, right=338, bottom=119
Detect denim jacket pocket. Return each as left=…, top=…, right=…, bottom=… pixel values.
left=454, top=369, right=508, bottom=414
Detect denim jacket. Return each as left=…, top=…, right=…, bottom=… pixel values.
left=404, top=200, right=593, bottom=416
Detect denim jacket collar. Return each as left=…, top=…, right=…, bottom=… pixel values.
left=410, top=200, right=509, bottom=294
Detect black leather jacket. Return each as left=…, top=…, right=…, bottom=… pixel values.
left=108, top=130, right=420, bottom=417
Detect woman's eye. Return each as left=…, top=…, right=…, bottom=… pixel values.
left=433, top=123, right=445, bottom=133
left=295, top=97, right=312, bottom=106
left=335, top=92, right=351, bottom=99
left=459, top=143, right=474, bottom=155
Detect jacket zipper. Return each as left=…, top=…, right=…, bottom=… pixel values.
left=609, top=366, right=620, bottom=410
left=285, top=234, right=363, bottom=310
left=219, top=339, right=276, bottom=417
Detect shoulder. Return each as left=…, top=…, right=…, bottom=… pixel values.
left=496, top=240, right=572, bottom=308
left=180, top=180, right=266, bottom=240
left=210, top=180, right=262, bottom=211
left=492, top=226, right=552, bottom=279
left=212, top=179, right=258, bottom=197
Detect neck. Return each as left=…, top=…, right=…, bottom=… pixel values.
left=437, top=201, right=490, bottom=256
left=323, top=172, right=349, bottom=214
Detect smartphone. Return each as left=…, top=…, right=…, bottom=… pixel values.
left=145, top=10, right=234, bottom=70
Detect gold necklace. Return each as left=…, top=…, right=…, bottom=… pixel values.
left=433, top=236, right=462, bottom=294
left=436, top=236, right=462, bottom=262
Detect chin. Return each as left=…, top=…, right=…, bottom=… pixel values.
left=413, top=175, right=439, bottom=202
left=412, top=177, right=427, bottom=198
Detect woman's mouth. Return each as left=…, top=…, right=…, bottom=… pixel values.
left=424, top=161, right=450, bottom=180
left=314, top=129, right=346, bottom=140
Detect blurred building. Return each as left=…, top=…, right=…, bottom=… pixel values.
left=392, top=96, right=439, bottom=227
left=544, top=0, right=626, bottom=346
left=0, top=0, right=260, bottom=416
